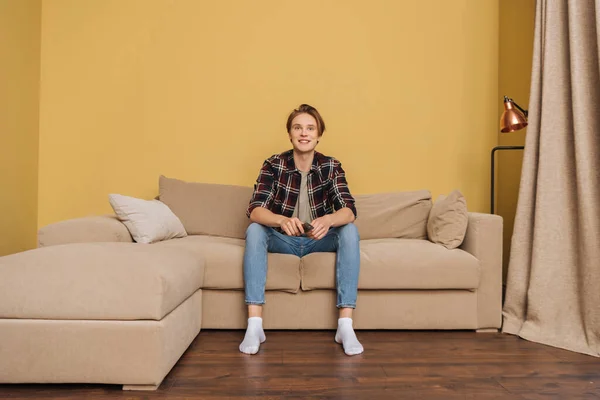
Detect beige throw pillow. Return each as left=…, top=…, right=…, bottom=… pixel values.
left=108, top=193, right=187, bottom=244
left=427, top=190, right=468, bottom=249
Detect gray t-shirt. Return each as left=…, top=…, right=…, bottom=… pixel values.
left=292, top=171, right=314, bottom=223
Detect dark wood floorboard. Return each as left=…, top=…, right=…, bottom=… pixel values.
left=1, top=330, right=599, bottom=399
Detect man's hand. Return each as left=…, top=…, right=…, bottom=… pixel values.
left=279, top=217, right=305, bottom=236
left=307, top=215, right=333, bottom=240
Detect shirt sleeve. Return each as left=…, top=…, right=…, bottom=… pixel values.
left=246, top=160, right=277, bottom=218
left=329, top=160, right=358, bottom=218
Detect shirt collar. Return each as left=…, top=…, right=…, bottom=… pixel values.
left=284, top=150, right=320, bottom=174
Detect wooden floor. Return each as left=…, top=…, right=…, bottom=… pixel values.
left=1, top=330, right=599, bottom=399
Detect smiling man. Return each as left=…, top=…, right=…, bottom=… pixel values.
left=240, top=104, right=363, bottom=356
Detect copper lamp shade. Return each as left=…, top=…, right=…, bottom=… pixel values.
left=500, top=96, right=528, bottom=132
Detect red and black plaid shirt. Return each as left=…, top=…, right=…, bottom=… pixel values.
left=246, top=150, right=357, bottom=220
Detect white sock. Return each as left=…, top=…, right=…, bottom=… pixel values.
left=239, top=317, right=266, bottom=355
left=335, top=317, right=364, bottom=356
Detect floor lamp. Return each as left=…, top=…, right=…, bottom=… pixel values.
left=490, top=96, right=528, bottom=214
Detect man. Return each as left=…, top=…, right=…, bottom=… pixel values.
left=240, top=104, right=363, bottom=356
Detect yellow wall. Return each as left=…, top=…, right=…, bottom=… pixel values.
left=0, top=0, right=41, bottom=256
left=498, top=0, right=536, bottom=282
left=38, top=0, right=500, bottom=228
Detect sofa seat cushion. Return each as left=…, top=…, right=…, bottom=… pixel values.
left=301, top=238, right=480, bottom=290
left=152, top=235, right=301, bottom=293
left=0, top=242, right=204, bottom=321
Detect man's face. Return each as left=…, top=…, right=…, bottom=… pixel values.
left=288, top=113, right=320, bottom=154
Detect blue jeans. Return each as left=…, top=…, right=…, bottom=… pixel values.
left=243, top=222, right=360, bottom=308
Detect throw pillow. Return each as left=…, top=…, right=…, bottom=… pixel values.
left=108, top=193, right=187, bottom=244
left=427, top=189, right=468, bottom=249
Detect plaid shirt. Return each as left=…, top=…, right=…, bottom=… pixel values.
left=246, top=150, right=357, bottom=220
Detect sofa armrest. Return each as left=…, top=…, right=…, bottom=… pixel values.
left=459, top=212, right=503, bottom=329
left=38, top=215, right=133, bottom=247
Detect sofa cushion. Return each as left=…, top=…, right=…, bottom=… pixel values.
left=301, top=238, right=479, bottom=290
left=153, top=235, right=301, bottom=293
left=353, top=190, right=432, bottom=240
left=159, top=175, right=253, bottom=239
left=427, top=190, right=469, bottom=249
left=0, top=242, right=204, bottom=321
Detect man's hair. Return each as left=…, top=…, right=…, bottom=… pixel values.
left=286, top=104, right=326, bottom=136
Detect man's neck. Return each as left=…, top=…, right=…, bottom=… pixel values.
left=293, top=150, right=314, bottom=172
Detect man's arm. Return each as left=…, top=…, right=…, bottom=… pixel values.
left=308, top=207, right=354, bottom=240
left=249, top=207, right=285, bottom=227
left=250, top=207, right=306, bottom=236
left=308, top=160, right=357, bottom=240
left=324, top=207, right=355, bottom=227
left=246, top=161, right=276, bottom=218
left=247, top=158, right=306, bottom=236
left=329, top=160, right=358, bottom=218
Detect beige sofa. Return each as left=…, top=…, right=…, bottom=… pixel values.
left=0, top=176, right=503, bottom=390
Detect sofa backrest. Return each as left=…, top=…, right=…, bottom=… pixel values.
left=159, top=175, right=432, bottom=240
left=159, top=175, right=253, bottom=239
left=353, top=190, right=432, bottom=240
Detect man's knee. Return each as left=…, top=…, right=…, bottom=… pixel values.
left=338, top=223, right=360, bottom=243
left=246, top=222, right=269, bottom=240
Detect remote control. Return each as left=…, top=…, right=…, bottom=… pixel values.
left=302, top=222, right=314, bottom=232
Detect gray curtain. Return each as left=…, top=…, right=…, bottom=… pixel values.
left=502, top=0, right=600, bottom=357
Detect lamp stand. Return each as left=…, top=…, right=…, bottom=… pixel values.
left=490, top=145, right=524, bottom=214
